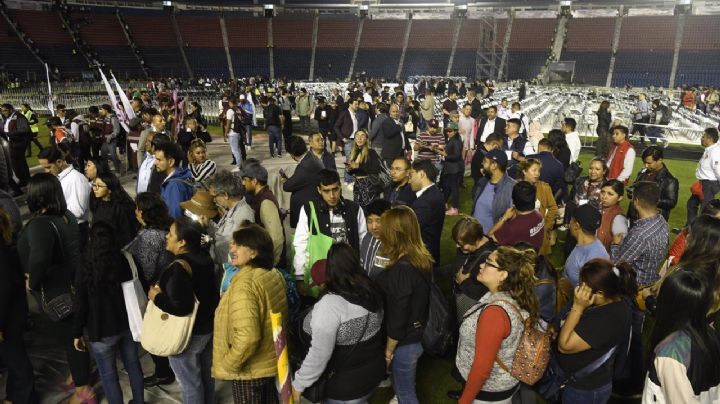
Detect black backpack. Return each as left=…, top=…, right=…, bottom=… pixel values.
left=421, top=275, right=453, bottom=357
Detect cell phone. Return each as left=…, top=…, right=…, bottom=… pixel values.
left=279, top=168, right=287, bottom=178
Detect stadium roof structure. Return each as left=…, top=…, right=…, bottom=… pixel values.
left=7, top=0, right=720, bottom=17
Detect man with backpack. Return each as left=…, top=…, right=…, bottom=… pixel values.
left=648, top=99, right=672, bottom=146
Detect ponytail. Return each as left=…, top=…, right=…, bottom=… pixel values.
left=580, top=259, right=638, bottom=300
left=497, top=246, right=540, bottom=325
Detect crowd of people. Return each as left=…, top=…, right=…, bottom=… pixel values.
left=1, top=77, right=720, bottom=404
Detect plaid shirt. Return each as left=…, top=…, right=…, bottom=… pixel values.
left=611, top=214, right=668, bottom=287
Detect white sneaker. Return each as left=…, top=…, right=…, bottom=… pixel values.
left=388, top=396, right=398, bottom=404
left=231, top=167, right=240, bottom=173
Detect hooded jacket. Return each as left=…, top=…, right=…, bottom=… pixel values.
left=160, top=167, right=195, bottom=220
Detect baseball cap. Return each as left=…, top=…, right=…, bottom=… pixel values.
left=238, top=161, right=268, bottom=183
left=427, top=119, right=439, bottom=128
left=309, top=259, right=327, bottom=287
left=572, top=203, right=601, bottom=233
left=238, top=94, right=246, bottom=101
left=446, top=122, right=459, bottom=131
left=485, top=149, right=508, bottom=168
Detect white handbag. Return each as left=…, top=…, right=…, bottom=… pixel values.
left=140, top=259, right=199, bottom=356
left=121, top=250, right=148, bottom=342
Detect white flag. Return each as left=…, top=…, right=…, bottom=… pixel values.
left=98, top=68, right=129, bottom=132
left=45, top=63, right=54, bottom=115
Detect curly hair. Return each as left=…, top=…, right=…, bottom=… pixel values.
left=187, top=138, right=206, bottom=164
left=495, top=246, right=540, bottom=325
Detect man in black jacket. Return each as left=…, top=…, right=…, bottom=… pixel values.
left=526, top=138, right=565, bottom=198
left=0, top=104, right=31, bottom=187
left=409, top=159, right=445, bottom=264
left=476, top=106, right=506, bottom=146
left=282, top=136, right=324, bottom=229
left=466, top=90, right=483, bottom=120
left=380, top=104, right=407, bottom=166
left=627, top=146, right=678, bottom=223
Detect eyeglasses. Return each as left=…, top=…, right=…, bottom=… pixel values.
left=483, top=260, right=501, bottom=270
left=92, top=183, right=108, bottom=189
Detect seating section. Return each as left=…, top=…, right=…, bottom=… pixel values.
left=314, top=49, right=353, bottom=81
left=355, top=20, right=405, bottom=79
left=565, top=18, right=615, bottom=50
left=123, top=15, right=177, bottom=47
left=314, top=17, right=357, bottom=80
left=233, top=47, right=270, bottom=78
left=561, top=51, right=610, bottom=86
left=38, top=45, right=89, bottom=77
left=0, top=16, right=44, bottom=78
left=681, top=15, right=720, bottom=51
left=355, top=49, right=401, bottom=79
left=612, top=50, right=673, bottom=87
left=273, top=16, right=312, bottom=79
left=275, top=48, right=312, bottom=80
left=675, top=50, right=720, bottom=87
left=451, top=49, right=476, bottom=79
left=618, top=16, right=676, bottom=51
left=509, top=18, right=555, bottom=50
left=75, top=13, right=143, bottom=75
left=185, top=47, right=229, bottom=78
left=402, top=49, right=451, bottom=77
left=507, top=50, right=546, bottom=80
left=10, top=10, right=72, bottom=45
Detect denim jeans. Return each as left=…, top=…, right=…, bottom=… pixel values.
left=228, top=131, right=243, bottom=168
left=268, top=125, right=283, bottom=157
left=647, top=127, right=664, bottom=144
left=391, top=342, right=423, bottom=404
left=244, top=124, right=253, bottom=146
left=101, top=139, right=121, bottom=173
left=686, top=180, right=720, bottom=225
left=89, top=331, right=144, bottom=404
left=169, top=332, right=214, bottom=404
left=324, top=389, right=375, bottom=404
left=343, top=141, right=355, bottom=183
left=561, top=383, right=612, bottom=404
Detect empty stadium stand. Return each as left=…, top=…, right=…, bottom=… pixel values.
left=314, top=17, right=357, bottom=81
left=506, top=17, right=555, bottom=80
left=355, top=20, right=405, bottom=79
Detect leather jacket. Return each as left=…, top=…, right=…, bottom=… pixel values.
left=628, top=165, right=678, bottom=222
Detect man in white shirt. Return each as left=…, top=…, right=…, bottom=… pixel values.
left=137, top=131, right=158, bottom=194
left=562, top=117, right=582, bottom=163
left=496, top=98, right=511, bottom=120
left=292, top=169, right=367, bottom=288
left=38, top=147, right=91, bottom=246
left=510, top=102, right=530, bottom=138
left=458, top=104, right=476, bottom=151
left=687, top=127, right=720, bottom=224
left=225, top=96, right=245, bottom=169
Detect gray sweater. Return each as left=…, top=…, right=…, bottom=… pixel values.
left=292, top=294, right=383, bottom=392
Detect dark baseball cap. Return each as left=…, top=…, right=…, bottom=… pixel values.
left=238, top=161, right=268, bottom=182
left=572, top=203, right=601, bottom=233
left=484, top=149, right=508, bottom=168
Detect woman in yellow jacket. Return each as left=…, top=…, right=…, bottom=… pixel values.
left=212, top=224, right=289, bottom=403
left=518, top=158, right=558, bottom=255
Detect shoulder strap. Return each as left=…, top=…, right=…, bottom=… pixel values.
left=173, top=259, right=192, bottom=276
left=326, top=314, right=370, bottom=376
left=309, top=201, right=321, bottom=235
left=567, top=346, right=617, bottom=384
left=122, top=250, right=141, bottom=280
left=490, top=299, right=529, bottom=374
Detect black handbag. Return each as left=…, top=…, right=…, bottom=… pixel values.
left=368, top=157, right=392, bottom=191
left=302, top=315, right=370, bottom=403
left=38, top=217, right=74, bottom=322
left=564, top=161, right=582, bottom=184
left=535, top=345, right=617, bottom=402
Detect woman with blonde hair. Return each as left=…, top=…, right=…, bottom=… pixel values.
left=347, top=129, right=383, bottom=207
left=187, top=139, right=217, bottom=186
left=517, top=158, right=558, bottom=255
left=375, top=205, right=432, bottom=404
left=455, top=246, right=540, bottom=404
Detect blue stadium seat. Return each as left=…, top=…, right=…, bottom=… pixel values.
left=401, top=49, right=451, bottom=78
left=314, top=49, right=352, bottom=82
left=561, top=51, right=611, bottom=86
left=185, top=48, right=230, bottom=78
left=450, top=49, right=476, bottom=80
left=507, top=50, right=547, bottom=80
left=355, top=49, right=401, bottom=80
left=232, top=48, right=270, bottom=78
left=612, top=50, right=673, bottom=87
left=274, top=48, right=312, bottom=80
left=676, top=50, right=720, bottom=87
left=142, top=47, right=186, bottom=77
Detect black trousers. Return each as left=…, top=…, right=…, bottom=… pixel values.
left=282, top=110, right=293, bottom=141
left=0, top=326, right=37, bottom=403
left=9, top=143, right=30, bottom=186
left=150, top=354, right=174, bottom=379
